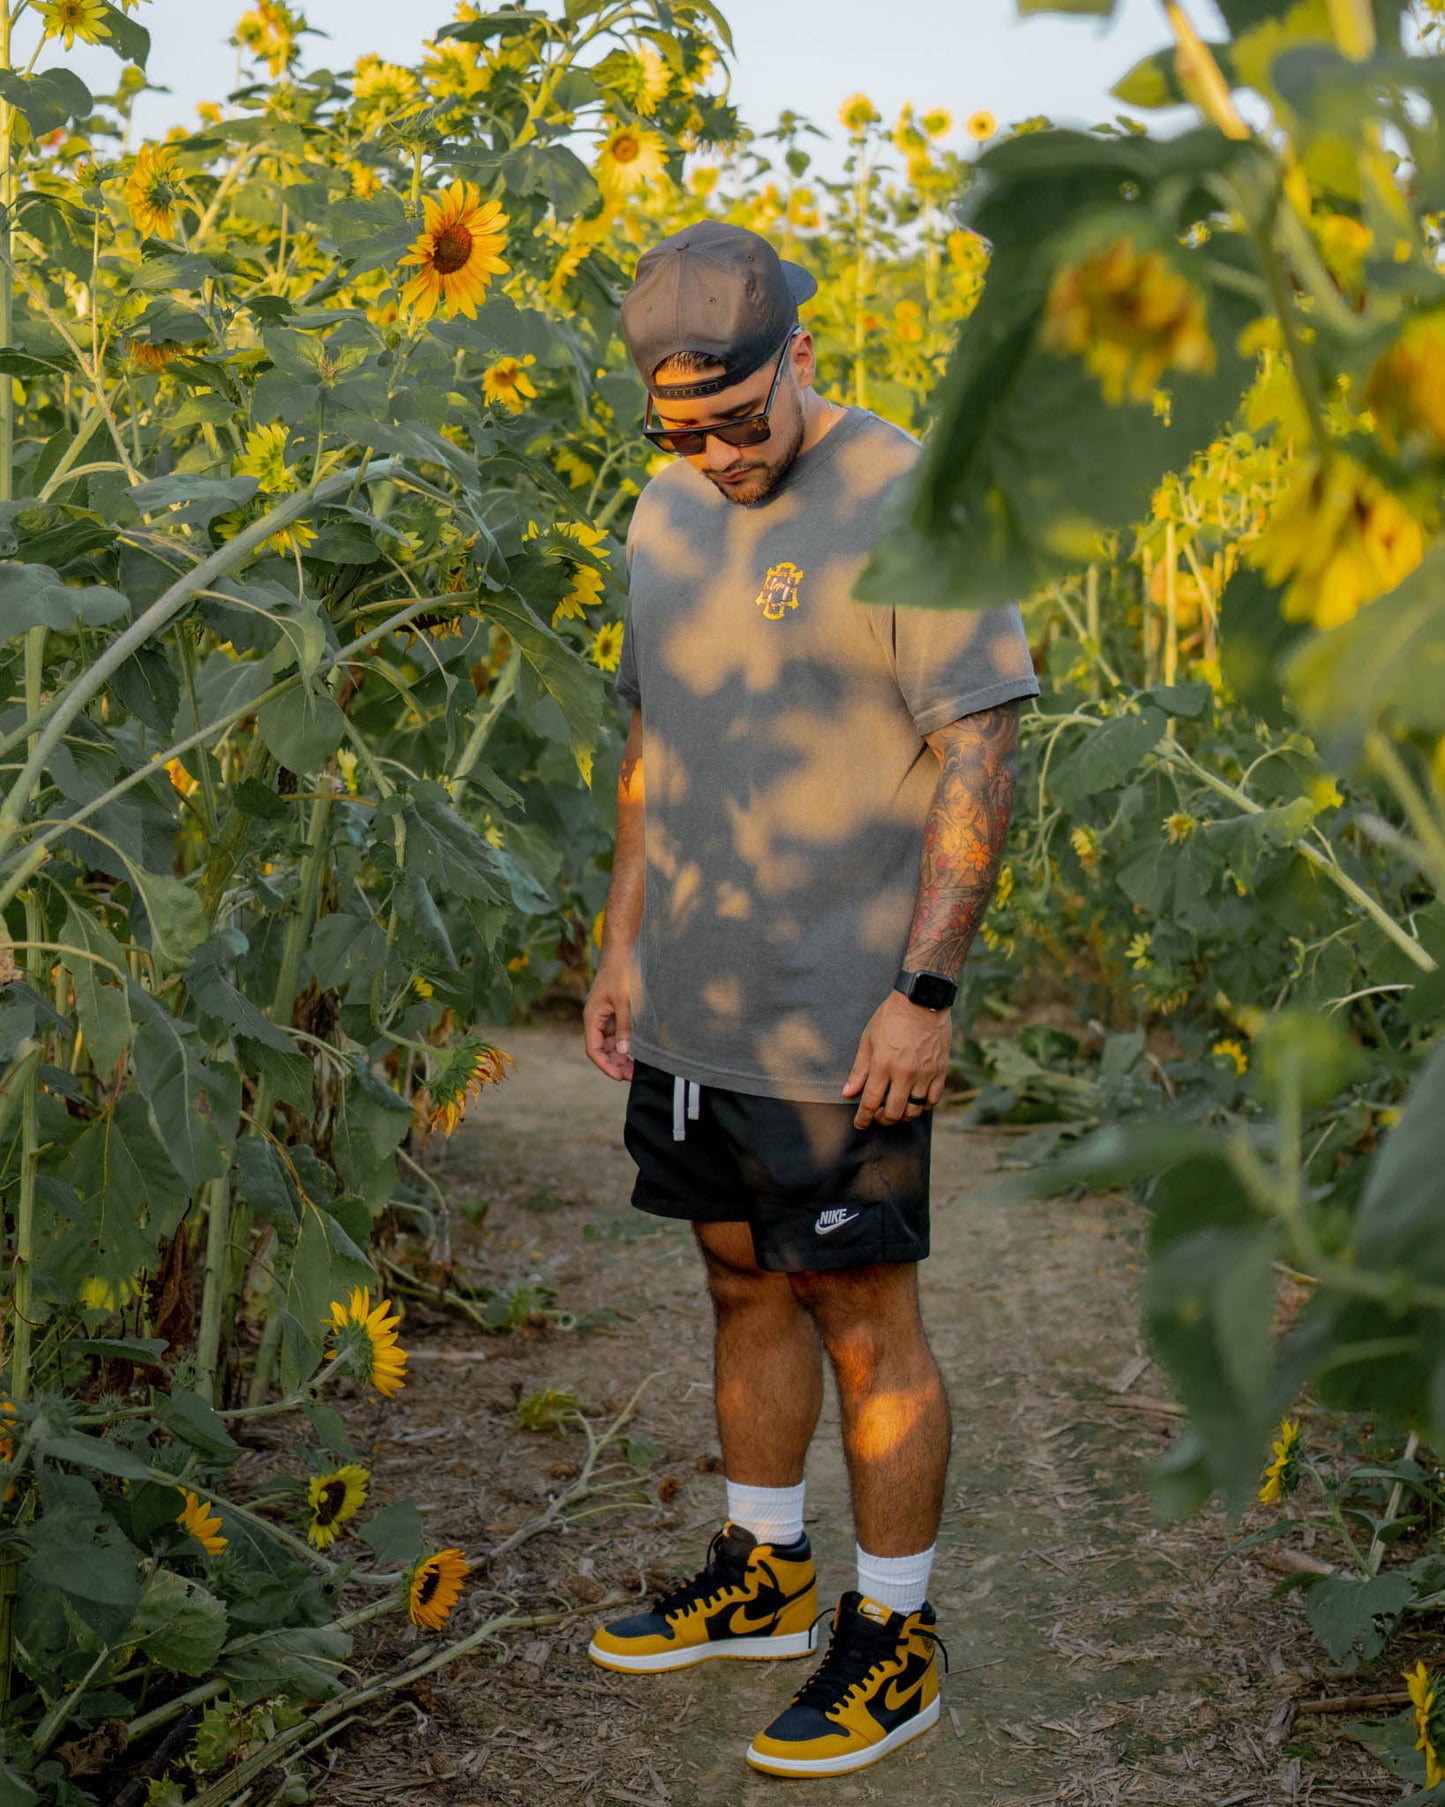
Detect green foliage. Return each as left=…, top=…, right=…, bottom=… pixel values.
left=0, top=0, right=733, bottom=1791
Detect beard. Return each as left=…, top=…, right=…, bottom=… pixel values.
left=702, top=390, right=808, bottom=507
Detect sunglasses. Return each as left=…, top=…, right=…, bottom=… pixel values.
left=641, top=329, right=800, bottom=458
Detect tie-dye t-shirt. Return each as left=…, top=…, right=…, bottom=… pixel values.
left=614, top=406, right=1039, bottom=1103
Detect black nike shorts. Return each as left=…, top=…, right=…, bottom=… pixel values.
left=623, top=1059, right=931, bottom=1274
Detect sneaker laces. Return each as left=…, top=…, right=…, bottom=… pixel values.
left=791, top=1607, right=950, bottom=1713
left=649, top=1529, right=747, bottom=1617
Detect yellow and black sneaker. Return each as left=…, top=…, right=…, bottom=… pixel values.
left=745, top=1592, right=946, bottom=1776
left=588, top=1523, right=818, bottom=1673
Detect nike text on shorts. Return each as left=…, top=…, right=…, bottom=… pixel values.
left=623, top=1060, right=930, bottom=1272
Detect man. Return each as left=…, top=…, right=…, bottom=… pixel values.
left=582, top=219, right=1038, bottom=1778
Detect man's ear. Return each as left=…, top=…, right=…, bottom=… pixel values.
left=792, top=329, right=818, bottom=390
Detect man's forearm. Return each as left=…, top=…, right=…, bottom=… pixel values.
left=600, top=708, right=645, bottom=966
left=903, top=702, right=1020, bottom=979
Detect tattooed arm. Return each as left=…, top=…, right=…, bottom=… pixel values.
left=843, top=702, right=1020, bottom=1129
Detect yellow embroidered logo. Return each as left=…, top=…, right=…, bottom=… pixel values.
left=755, top=560, right=803, bottom=620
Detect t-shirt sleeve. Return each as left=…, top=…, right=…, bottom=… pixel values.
left=885, top=599, right=1039, bottom=735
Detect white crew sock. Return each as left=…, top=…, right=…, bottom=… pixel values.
left=855, top=1543, right=935, bottom=1616
left=724, top=1479, right=806, bottom=1547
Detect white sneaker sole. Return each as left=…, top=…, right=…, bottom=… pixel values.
left=588, top=1629, right=816, bottom=1673
left=745, top=1696, right=941, bottom=1775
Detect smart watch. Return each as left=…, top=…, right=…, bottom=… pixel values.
left=893, top=968, right=958, bottom=1011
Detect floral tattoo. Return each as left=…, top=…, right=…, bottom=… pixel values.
left=904, top=702, right=1020, bottom=979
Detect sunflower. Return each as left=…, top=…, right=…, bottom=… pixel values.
left=349, top=161, right=382, bottom=200
left=1212, top=1038, right=1249, bottom=1077
left=408, top=1548, right=470, bottom=1629
left=595, top=126, right=669, bottom=202
left=126, top=143, right=183, bottom=240
left=425, top=1039, right=514, bottom=1136
left=235, top=0, right=298, bottom=77
left=38, top=0, right=109, bottom=49
left=325, top=1287, right=408, bottom=1398
left=920, top=107, right=953, bottom=139
left=268, top=519, right=317, bottom=557
left=129, top=338, right=185, bottom=373
left=1406, top=1661, right=1445, bottom=1788
left=235, top=422, right=297, bottom=494
left=554, top=564, right=606, bottom=625
left=305, top=1464, right=370, bottom=1549
left=966, top=109, right=998, bottom=142
left=1258, top=1417, right=1304, bottom=1504
left=397, top=183, right=510, bottom=324
left=177, top=1490, right=227, bottom=1555
left=839, top=93, right=879, bottom=133
left=590, top=620, right=625, bottom=673
left=423, top=36, right=490, bottom=101
left=554, top=448, right=595, bottom=491
left=352, top=56, right=421, bottom=119
left=482, top=356, right=538, bottom=414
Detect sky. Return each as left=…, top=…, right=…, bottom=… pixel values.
left=45, top=0, right=1227, bottom=172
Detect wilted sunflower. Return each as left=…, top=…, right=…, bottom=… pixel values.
left=425, top=1039, right=514, bottom=1136
left=398, top=182, right=510, bottom=324
left=482, top=356, right=538, bottom=414
left=126, top=142, right=183, bottom=240
left=177, top=1490, right=227, bottom=1555
left=129, top=338, right=185, bottom=373
left=306, top=1464, right=369, bottom=1549
left=1406, top=1660, right=1445, bottom=1788
left=409, top=1547, right=470, bottom=1629
left=1258, top=1417, right=1304, bottom=1504
left=235, top=422, right=297, bottom=494
left=590, top=620, right=625, bottom=673
left=595, top=126, right=669, bottom=201
left=325, top=1287, right=408, bottom=1398
left=966, top=109, right=998, bottom=141
left=38, top=0, right=109, bottom=48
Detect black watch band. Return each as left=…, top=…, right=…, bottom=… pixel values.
left=894, top=968, right=958, bottom=1012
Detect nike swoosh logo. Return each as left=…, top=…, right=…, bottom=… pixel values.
left=815, top=1212, right=859, bottom=1235
left=716, top=1571, right=814, bottom=1637
left=883, top=1673, right=928, bottom=1714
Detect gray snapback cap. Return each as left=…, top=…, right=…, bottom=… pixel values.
left=620, top=220, right=818, bottom=399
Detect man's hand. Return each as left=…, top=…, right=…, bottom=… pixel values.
left=842, top=991, right=951, bottom=1129
left=584, top=960, right=634, bottom=1081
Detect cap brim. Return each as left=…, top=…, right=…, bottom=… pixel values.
left=782, top=260, right=818, bottom=307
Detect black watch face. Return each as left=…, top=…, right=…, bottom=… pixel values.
left=909, top=971, right=956, bottom=1010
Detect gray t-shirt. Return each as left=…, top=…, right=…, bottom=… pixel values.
left=615, top=406, right=1039, bottom=1102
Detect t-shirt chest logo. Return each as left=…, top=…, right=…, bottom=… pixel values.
left=754, top=561, right=803, bottom=621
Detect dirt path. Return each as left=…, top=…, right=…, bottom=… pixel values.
left=313, top=1024, right=1394, bottom=1807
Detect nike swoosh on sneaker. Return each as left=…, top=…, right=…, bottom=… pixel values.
left=881, top=1672, right=928, bottom=1715
left=716, top=1574, right=815, bottom=1638
left=814, top=1210, right=860, bottom=1235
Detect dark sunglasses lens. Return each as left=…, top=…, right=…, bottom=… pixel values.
left=652, top=430, right=707, bottom=455
left=713, top=418, right=771, bottom=449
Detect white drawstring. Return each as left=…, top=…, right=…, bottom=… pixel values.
left=672, top=1077, right=701, bottom=1141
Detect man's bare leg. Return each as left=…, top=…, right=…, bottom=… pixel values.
left=790, top=1261, right=949, bottom=1555
left=695, top=1221, right=823, bottom=1486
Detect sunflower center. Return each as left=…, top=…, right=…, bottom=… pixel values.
left=612, top=135, right=641, bottom=165
left=417, top=1565, right=441, bottom=1605
left=316, top=1480, right=347, bottom=1525
left=433, top=223, right=475, bottom=276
